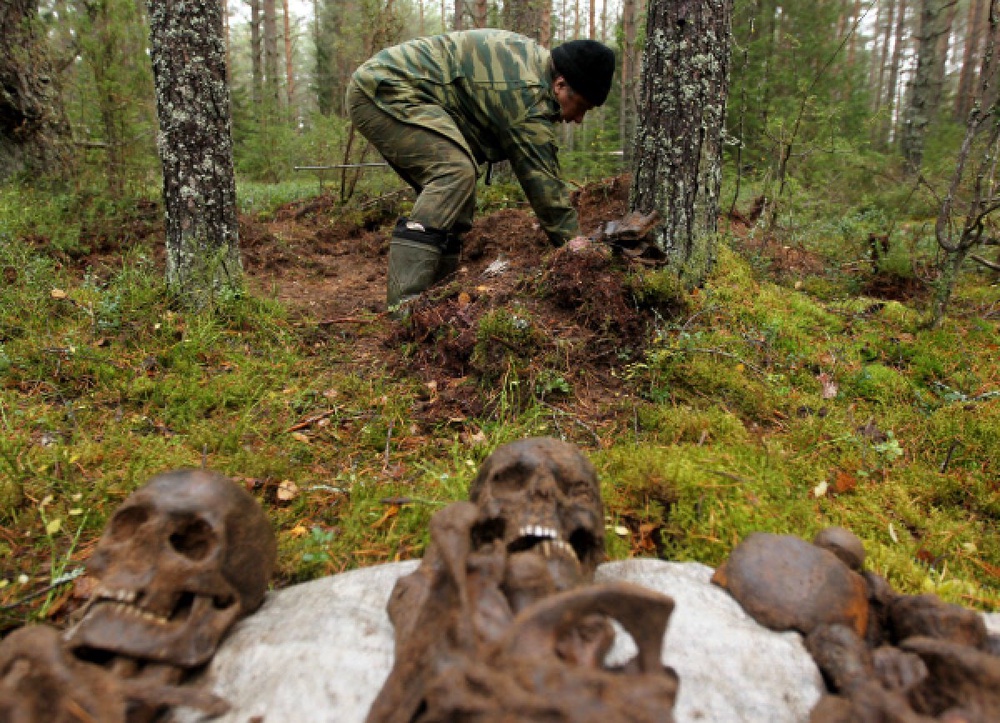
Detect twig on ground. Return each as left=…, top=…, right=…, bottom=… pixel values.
left=285, top=409, right=338, bottom=433
left=538, top=400, right=602, bottom=447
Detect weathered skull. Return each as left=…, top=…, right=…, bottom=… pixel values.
left=65, top=469, right=276, bottom=668
left=468, top=437, right=605, bottom=586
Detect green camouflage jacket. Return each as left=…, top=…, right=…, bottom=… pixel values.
left=352, top=29, right=579, bottom=243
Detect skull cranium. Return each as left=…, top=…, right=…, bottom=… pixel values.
left=65, top=469, right=276, bottom=668
left=468, top=437, right=605, bottom=591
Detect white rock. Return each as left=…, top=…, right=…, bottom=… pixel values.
left=175, top=561, right=997, bottom=723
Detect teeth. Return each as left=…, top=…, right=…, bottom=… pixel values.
left=539, top=538, right=579, bottom=562
left=519, top=525, right=558, bottom=540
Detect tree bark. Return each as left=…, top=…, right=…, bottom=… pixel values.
left=472, top=0, right=488, bottom=27
left=880, top=0, right=908, bottom=147
left=147, top=0, right=242, bottom=307
left=502, top=0, right=551, bottom=45
left=283, top=0, right=296, bottom=110
left=955, top=0, right=988, bottom=119
left=249, top=0, right=262, bottom=105
left=900, top=0, right=958, bottom=172
left=264, top=0, right=280, bottom=105
left=620, top=0, right=640, bottom=165
left=630, top=0, right=733, bottom=286
left=0, top=0, right=71, bottom=182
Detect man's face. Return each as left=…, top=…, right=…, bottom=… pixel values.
left=554, top=77, right=594, bottom=124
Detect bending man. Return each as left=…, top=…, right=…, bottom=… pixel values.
left=347, top=30, right=616, bottom=310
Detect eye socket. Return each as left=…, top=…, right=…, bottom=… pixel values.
left=109, top=506, right=150, bottom=541
left=169, top=515, right=217, bottom=560
left=487, top=462, right=532, bottom=493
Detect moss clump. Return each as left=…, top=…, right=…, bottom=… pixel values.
left=470, top=308, right=541, bottom=380
left=844, top=363, right=913, bottom=406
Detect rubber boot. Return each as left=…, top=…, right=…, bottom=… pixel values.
left=434, top=232, right=463, bottom=283
left=386, top=238, right=441, bottom=311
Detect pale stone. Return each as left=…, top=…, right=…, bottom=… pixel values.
left=174, top=560, right=995, bottom=723
left=597, top=559, right=823, bottom=722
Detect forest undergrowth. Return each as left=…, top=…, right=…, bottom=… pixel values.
left=1, top=175, right=998, bottom=633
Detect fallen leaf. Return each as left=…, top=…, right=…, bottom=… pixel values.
left=458, top=292, right=472, bottom=306
left=290, top=431, right=310, bottom=444
left=289, top=525, right=308, bottom=538
left=277, top=480, right=299, bottom=501
left=46, top=518, right=62, bottom=534
left=888, top=523, right=899, bottom=543
left=812, top=480, right=829, bottom=498
left=818, top=372, right=838, bottom=399
left=831, top=471, right=857, bottom=494
left=613, top=525, right=629, bottom=537
left=50, top=288, right=68, bottom=299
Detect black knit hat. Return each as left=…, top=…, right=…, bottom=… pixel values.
left=551, top=39, right=616, bottom=107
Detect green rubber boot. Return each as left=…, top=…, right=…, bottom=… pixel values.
left=386, top=237, right=442, bottom=313
left=434, top=232, right=463, bottom=283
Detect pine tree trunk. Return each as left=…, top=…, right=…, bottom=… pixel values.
left=0, top=0, right=71, bottom=182
left=589, top=0, right=596, bottom=37
left=620, top=0, right=640, bottom=165
left=631, top=0, right=733, bottom=286
left=147, top=0, right=242, bottom=308
left=955, top=0, right=988, bottom=119
left=250, top=0, right=262, bottom=105
left=880, top=0, right=908, bottom=146
left=901, top=0, right=957, bottom=172
left=502, top=0, right=551, bottom=45
left=473, top=0, right=488, bottom=27
left=264, top=0, right=280, bottom=105
left=283, top=0, right=296, bottom=110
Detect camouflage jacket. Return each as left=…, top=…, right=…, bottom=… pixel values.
left=352, top=29, right=579, bottom=244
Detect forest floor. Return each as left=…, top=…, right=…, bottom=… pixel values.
left=4, top=174, right=999, bottom=631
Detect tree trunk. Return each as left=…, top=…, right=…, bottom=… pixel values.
left=589, top=0, right=595, bottom=37
left=453, top=0, right=463, bottom=30
left=872, top=0, right=896, bottom=117
left=880, top=0, right=908, bottom=147
left=900, top=0, right=958, bottom=172
left=147, top=0, right=242, bottom=307
left=0, top=0, right=71, bottom=182
left=502, top=0, right=551, bottom=45
left=283, top=0, right=296, bottom=111
left=955, top=0, right=988, bottom=119
left=264, top=0, right=280, bottom=105
left=620, top=0, right=640, bottom=165
left=249, top=0, right=262, bottom=105
left=472, top=0, right=488, bottom=27
left=630, top=0, right=734, bottom=286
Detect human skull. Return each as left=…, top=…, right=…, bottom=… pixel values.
left=468, top=438, right=604, bottom=587
left=65, top=469, right=276, bottom=668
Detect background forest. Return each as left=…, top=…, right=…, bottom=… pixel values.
left=1, top=0, right=999, bottom=626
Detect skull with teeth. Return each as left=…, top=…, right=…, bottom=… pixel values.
left=469, top=437, right=605, bottom=598
left=65, top=469, right=276, bottom=669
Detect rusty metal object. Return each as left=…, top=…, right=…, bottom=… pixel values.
left=589, top=210, right=666, bottom=264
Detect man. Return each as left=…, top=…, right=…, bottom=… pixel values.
left=347, top=29, right=616, bottom=310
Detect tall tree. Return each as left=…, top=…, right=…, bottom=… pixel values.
left=900, top=0, right=958, bottom=171
left=502, top=0, right=552, bottom=45
left=631, top=0, right=734, bottom=285
left=0, top=0, right=71, bottom=182
left=77, top=0, right=156, bottom=198
left=263, top=0, right=280, bottom=104
left=955, top=0, right=989, bottom=119
left=146, top=0, right=242, bottom=307
left=283, top=0, right=296, bottom=110
left=249, top=0, right=263, bottom=105
left=879, top=0, right=909, bottom=148
left=620, top=0, right=640, bottom=164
